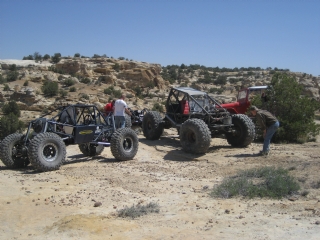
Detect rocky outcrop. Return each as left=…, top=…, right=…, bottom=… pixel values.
left=118, top=68, right=165, bottom=89
left=55, top=60, right=81, bottom=75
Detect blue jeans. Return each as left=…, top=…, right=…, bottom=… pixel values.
left=114, top=116, right=125, bottom=129
left=263, top=121, right=280, bottom=153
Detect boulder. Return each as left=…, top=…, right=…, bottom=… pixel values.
left=44, top=72, right=58, bottom=82
left=10, top=91, right=38, bottom=105
left=55, top=60, right=81, bottom=75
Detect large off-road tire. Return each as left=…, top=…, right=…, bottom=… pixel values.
left=0, top=133, right=30, bottom=168
left=226, top=114, right=255, bottom=147
left=78, top=143, right=104, bottom=156
left=142, top=111, right=164, bottom=140
left=180, top=119, right=211, bottom=154
left=111, top=128, right=139, bottom=161
left=28, top=132, right=66, bottom=172
left=125, top=114, right=132, bottom=128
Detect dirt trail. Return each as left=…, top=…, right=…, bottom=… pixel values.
left=1, top=131, right=320, bottom=239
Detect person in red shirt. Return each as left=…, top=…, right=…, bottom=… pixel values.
left=104, top=99, right=115, bottom=116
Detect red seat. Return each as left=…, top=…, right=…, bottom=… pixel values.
left=180, top=100, right=189, bottom=114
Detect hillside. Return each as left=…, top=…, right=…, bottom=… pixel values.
left=1, top=57, right=319, bottom=123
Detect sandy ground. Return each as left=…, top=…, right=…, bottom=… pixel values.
left=1, top=129, right=320, bottom=240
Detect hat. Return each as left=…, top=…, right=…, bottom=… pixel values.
left=250, top=105, right=259, bottom=111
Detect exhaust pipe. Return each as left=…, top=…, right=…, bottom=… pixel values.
left=91, top=142, right=111, bottom=146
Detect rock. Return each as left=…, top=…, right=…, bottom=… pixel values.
left=94, top=202, right=102, bottom=207
left=288, top=196, right=299, bottom=201
left=44, top=72, right=58, bottom=82
left=55, top=60, right=81, bottom=75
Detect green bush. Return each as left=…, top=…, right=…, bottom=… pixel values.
left=81, top=93, right=89, bottom=100
left=117, top=202, right=160, bottom=219
left=51, top=53, right=61, bottom=63
left=104, top=86, right=121, bottom=98
left=43, top=54, right=50, bottom=60
left=63, top=78, right=75, bottom=87
left=113, top=63, right=120, bottom=72
left=214, top=75, right=227, bottom=85
left=0, top=113, right=25, bottom=139
left=209, top=87, right=224, bottom=94
left=113, top=89, right=122, bottom=98
left=41, top=81, right=59, bottom=97
left=59, top=89, right=68, bottom=97
left=2, top=101, right=21, bottom=117
left=80, top=77, right=91, bottom=84
left=0, top=74, right=6, bottom=84
left=251, top=73, right=320, bottom=142
left=3, top=84, right=10, bottom=91
left=211, top=167, right=300, bottom=199
left=69, top=86, right=76, bottom=92
left=6, top=65, right=19, bottom=82
left=134, top=86, right=142, bottom=98
left=152, top=102, right=164, bottom=113
left=23, top=80, right=29, bottom=86
left=104, top=88, right=113, bottom=95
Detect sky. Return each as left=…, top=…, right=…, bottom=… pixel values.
left=0, top=0, right=319, bottom=76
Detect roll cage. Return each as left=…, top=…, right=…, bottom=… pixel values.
left=24, top=104, right=115, bottom=145
left=165, top=87, right=232, bottom=129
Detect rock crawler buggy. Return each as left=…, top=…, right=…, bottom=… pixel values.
left=142, top=87, right=255, bottom=154
left=0, top=104, right=139, bottom=172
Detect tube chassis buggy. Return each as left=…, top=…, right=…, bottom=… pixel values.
left=0, top=104, right=139, bottom=171
left=142, top=87, right=255, bottom=154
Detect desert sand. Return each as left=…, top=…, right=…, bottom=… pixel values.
left=0, top=129, right=320, bottom=240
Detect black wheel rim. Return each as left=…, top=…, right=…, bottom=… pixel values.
left=123, top=137, right=133, bottom=152
left=42, top=143, right=58, bottom=162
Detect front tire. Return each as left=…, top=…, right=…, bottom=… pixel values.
left=78, top=143, right=104, bottom=156
left=28, top=132, right=66, bottom=172
left=0, top=133, right=30, bottom=168
left=226, top=114, right=255, bottom=147
left=142, top=111, right=164, bottom=140
left=180, top=119, right=211, bottom=154
left=111, top=128, right=139, bottom=161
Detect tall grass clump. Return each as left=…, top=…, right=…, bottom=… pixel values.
left=211, top=166, right=300, bottom=199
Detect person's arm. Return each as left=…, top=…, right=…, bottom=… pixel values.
left=125, top=108, right=132, bottom=116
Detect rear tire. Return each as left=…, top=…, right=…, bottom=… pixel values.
left=180, top=119, right=211, bottom=154
left=111, top=128, right=139, bottom=161
left=226, top=114, right=255, bottom=147
left=78, top=143, right=104, bottom=156
left=142, top=111, right=163, bottom=140
left=0, top=133, right=30, bottom=168
left=28, top=132, right=66, bottom=172
left=125, top=114, right=132, bottom=128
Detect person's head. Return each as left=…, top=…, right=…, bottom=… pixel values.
left=120, top=94, right=126, bottom=100
left=112, top=99, right=116, bottom=105
left=250, top=105, right=259, bottom=116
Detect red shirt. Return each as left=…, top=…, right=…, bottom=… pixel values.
left=104, top=103, right=114, bottom=113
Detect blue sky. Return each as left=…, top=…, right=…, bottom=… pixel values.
left=0, top=0, right=319, bottom=75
